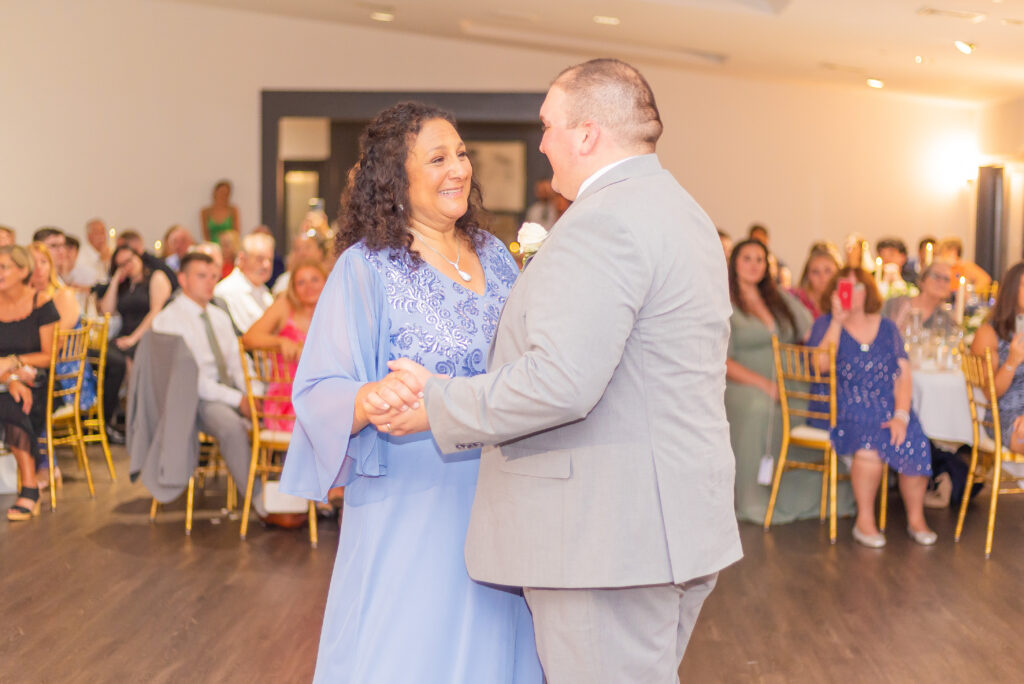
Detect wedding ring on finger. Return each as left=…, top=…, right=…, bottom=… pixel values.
left=384, top=423, right=392, bottom=433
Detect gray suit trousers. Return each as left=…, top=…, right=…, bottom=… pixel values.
left=196, top=400, right=262, bottom=514
left=524, top=573, right=718, bottom=684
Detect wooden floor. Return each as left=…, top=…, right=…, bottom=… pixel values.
left=3, top=445, right=1024, bottom=683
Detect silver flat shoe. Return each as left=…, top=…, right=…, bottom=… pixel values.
left=907, top=526, right=938, bottom=546
left=853, top=525, right=886, bottom=548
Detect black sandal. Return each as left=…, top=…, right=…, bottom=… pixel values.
left=7, top=486, right=41, bottom=521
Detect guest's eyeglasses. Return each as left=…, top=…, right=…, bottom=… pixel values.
left=929, top=273, right=951, bottom=283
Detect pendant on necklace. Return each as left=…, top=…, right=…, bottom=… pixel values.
left=456, top=268, right=472, bottom=282
left=859, top=343, right=870, bottom=352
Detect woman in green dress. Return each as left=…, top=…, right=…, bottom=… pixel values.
left=726, top=239, right=853, bottom=524
left=200, top=179, right=240, bottom=244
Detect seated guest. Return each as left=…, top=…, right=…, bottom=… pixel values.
left=28, top=242, right=98, bottom=486
left=876, top=237, right=917, bottom=286
left=725, top=239, right=838, bottom=524
left=970, top=262, right=1024, bottom=452
left=0, top=245, right=59, bottom=521
left=217, top=229, right=241, bottom=280
left=80, top=218, right=112, bottom=287
left=62, top=235, right=94, bottom=293
left=843, top=233, right=868, bottom=270
left=881, top=261, right=955, bottom=331
left=905, top=236, right=937, bottom=285
left=808, top=267, right=935, bottom=547
left=97, top=245, right=173, bottom=443
left=115, top=229, right=178, bottom=288
left=32, top=227, right=70, bottom=281
left=214, top=232, right=275, bottom=333
left=792, top=241, right=841, bottom=318
left=200, top=179, right=239, bottom=244
left=936, top=236, right=991, bottom=293
left=250, top=225, right=286, bottom=288
left=152, top=252, right=285, bottom=524
left=242, top=260, right=327, bottom=431
left=749, top=223, right=790, bottom=287
left=0, top=225, right=15, bottom=247
left=160, top=224, right=196, bottom=272
left=271, top=230, right=329, bottom=296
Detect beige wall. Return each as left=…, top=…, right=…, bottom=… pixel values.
left=2, top=0, right=989, bottom=269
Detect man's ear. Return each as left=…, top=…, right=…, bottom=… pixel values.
left=578, top=121, right=600, bottom=156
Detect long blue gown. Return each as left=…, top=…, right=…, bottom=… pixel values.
left=281, top=235, right=543, bottom=684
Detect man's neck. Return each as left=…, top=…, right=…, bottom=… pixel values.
left=185, top=293, right=210, bottom=309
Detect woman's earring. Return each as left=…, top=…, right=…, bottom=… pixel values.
left=397, top=203, right=404, bottom=212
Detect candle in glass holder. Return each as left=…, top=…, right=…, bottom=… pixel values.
left=875, top=257, right=883, bottom=284
left=924, top=242, right=933, bottom=267
left=955, top=276, right=966, bottom=324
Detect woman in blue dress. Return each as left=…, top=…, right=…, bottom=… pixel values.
left=280, top=102, right=542, bottom=684
left=808, top=266, right=936, bottom=548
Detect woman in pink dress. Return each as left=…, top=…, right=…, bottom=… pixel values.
left=242, top=260, right=328, bottom=431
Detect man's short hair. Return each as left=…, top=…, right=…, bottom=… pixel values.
left=65, top=235, right=81, bottom=251
left=936, top=237, right=963, bottom=258
left=241, top=231, right=275, bottom=255
left=119, top=229, right=143, bottom=242
left=33, top=227, right=65, bottom=243
left=748, top=224, right=768, bottom=239
left=0, top=225, right=14, bottom=239
left=876, top=238, right=907, bottom=256
left=918, top=236, right=938, bottom=251
left=554, top=58, right=663, bottom=148
left=179, top=251, right=215, bottom=272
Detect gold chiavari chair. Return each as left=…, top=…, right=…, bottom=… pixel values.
left=238, top=342, right=317, bottom=547
left=52, top=314, right=116, bottom=482
left=956, top=347, right=1024, bottom=557
left=149, top=432, right=237, bottom=535
left=38, top=325, right=92, bottom=510
left=766, top=337, right=888, bottom=543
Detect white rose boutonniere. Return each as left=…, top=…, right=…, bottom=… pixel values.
left=516, top=221, right=549, bottom=268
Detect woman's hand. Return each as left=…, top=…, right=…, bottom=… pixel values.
left=761, top=376, right=779, bottom=401
left=278, top=338, right=303, bottom=362
left=883, top=412, right=909, bottom=446
left=8, top=379, right=32, bottom=414
left=111, top=266, right=127, bottom=286
left=115, top=336, right=136, bottom=351
left=830, top=292, right=850, bottom=326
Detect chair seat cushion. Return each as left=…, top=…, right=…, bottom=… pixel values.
left=259, top=429, right=292, bottom=445
left=52, top=404, right=75, bottom=421
left=790, top=424, right=830, bottom=443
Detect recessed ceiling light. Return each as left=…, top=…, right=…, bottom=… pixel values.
left=866, top=78, right=884, bottom=89
left=954, top=40, right=975, bottom=54
left=914, top=55, right=924, bottom=64
left=370, top=10, right=395, bottom=22
left=593, top=15, right=620, bottom=26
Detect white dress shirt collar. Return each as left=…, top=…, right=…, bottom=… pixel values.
left=575, top=155, right=641, bottom=199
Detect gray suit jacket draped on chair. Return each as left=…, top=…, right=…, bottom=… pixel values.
left=127, top=331, right=200, bottom=503
left=424, top=154, right=744, bottom=589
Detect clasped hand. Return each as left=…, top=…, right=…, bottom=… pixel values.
left=363, top=359, right=438, bottom=436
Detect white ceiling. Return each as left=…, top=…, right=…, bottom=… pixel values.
left=172, top=0, right=1024, bottom=103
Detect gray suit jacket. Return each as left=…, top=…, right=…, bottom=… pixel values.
left=424, top=154, right=743, bottom=588
left=127, top=331, right=200, bottom=503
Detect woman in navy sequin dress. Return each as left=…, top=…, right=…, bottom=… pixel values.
left=808, top=267, right=935, bottom=547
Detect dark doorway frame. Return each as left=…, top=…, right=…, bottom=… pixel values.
left=261, top=91, right=547, bottom=248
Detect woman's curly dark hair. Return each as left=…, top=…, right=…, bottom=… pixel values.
left=336, top=101, right=488, bottom=258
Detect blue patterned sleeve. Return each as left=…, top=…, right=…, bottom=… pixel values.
left=280, top=245, right=391, bottom=499
left=887, top=318, right=908, bottom=360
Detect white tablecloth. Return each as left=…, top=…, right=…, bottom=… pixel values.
left=911, top=368, right=974, bottom=444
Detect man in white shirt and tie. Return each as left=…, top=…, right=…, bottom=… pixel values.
left=152, top=252, right=266, bottom=518
left=214, top=232, right=275, bottom=333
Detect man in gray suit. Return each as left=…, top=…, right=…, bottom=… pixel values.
left=368, top=58, right=742, bottom=682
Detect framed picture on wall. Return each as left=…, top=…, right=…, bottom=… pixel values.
left=465, top=140, right=527, bottom=213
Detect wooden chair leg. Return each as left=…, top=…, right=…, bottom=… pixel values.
left=226, top=475, right=237, bottom=511
left=878, top=465, right=888, bottom=533
left=239, top=445, right=260, bottom=540
left=955, top=447, right=980, bottom=542
left=818, top=449, right=829, bottom=522
left=985, top=458, right=1002, bottom=558
left=829, top=449, right=838, bottom=544
left=185, top=476, right=195, bottom=536
left=47, top=435, right=58, bottom=511
left=149, top=499, right=159, bottom=521
left=763, top=436, right=790, bottom=530
left=308, top=500, right=318, bottom=549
